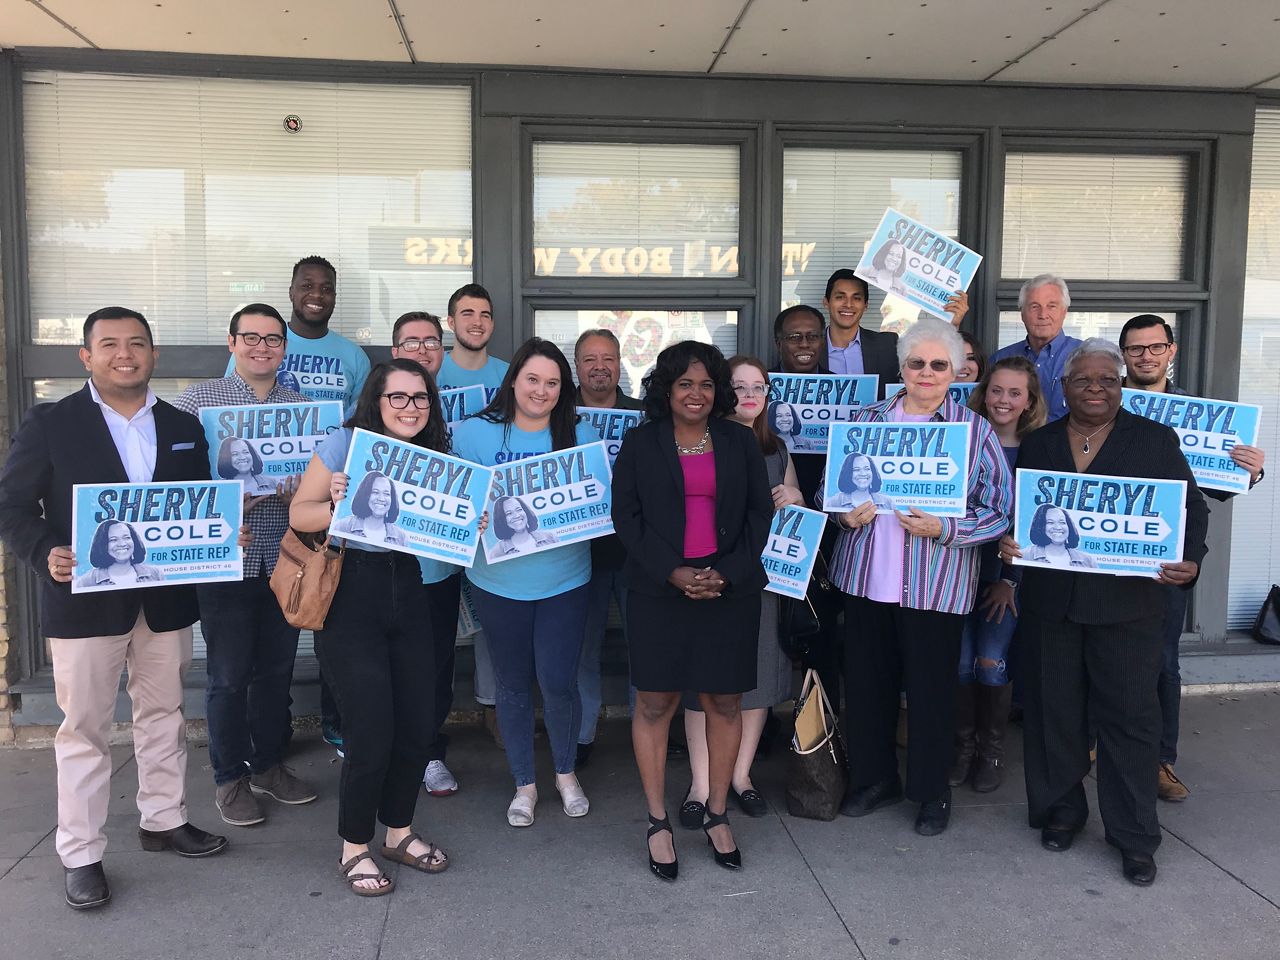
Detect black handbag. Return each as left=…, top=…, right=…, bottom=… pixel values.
left=786, top=669, right=848, bottom=821
left=777, top=549, right=840, bottom=660
left=1253, top=584, right=1280, bottom=645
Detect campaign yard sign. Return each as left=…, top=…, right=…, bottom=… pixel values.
left=823, top=422, right=970, bottom=518
left=331, top=427, right=492, bottom=567
left=479, top=441, right=614, bottom=565
left=884, top=381, right=977, bottom=406
left=761, top=505, right=826, bottom=600
left=577, top=407, right=643, bottom=464
left=855, top=208, right=983, bottom=320
left=441, top=385, right=487, bottom=424
left=1121, top=389, right=1261, bottom=495
left=70, top=481, right=244, bottom=593
left=1011, top=469, right=1187, bottom=578
left=768, top=374, right=880, bottom=455
left=200, top=401, right=343, bottom=496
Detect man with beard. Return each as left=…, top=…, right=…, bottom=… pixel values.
left=572, top=329, right=642, bottom=767
left=436, top=283, right=510, bottom=745
left=1119, top=314, right=1265, bottom=804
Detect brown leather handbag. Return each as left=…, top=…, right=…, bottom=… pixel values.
left=269, top=529, right=346, bottom=630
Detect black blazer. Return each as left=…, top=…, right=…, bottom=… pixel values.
left=612, top=416, right=773, bottom=598
left=860, top=326, right=901, bottom=397
left=1015, top=408, right=1209, bottom=626
left=0, top=385, right=210, bottom=639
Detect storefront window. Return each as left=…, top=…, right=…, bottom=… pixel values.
left=24, top=72, right=472, bottom=346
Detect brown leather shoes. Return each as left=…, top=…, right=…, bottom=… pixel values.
left=1157, top=762, right=1190, bottom=802
left=138, top=822, right=229, bottom=857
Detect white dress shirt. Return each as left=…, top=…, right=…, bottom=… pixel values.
left=87, top=379, right=158, bottom=484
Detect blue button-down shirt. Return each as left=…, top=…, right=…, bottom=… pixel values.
left=990, top=330, right=1082, bottom=422
left=826, top=329, right=864, bottom=376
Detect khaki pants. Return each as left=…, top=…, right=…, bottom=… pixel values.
left=49, top=611, right=192, bottom=868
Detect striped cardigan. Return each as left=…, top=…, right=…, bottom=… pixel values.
left=826, top=392, right=1013, bottom=615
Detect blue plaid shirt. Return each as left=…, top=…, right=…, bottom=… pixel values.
left=172, top=374, right=309, bottom=577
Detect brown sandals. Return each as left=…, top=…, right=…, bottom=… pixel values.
left=339, top=852, right=394, bottom=897
left=379, top=832, right=449, bottom=874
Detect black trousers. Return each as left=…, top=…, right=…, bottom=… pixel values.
left=424, top=572, right=462, bottom=763
left=843, top=595, right=962, bottom=803
left=315, top=551, right=435, bottom=845
left=1020, top=614, right=1164, bottom=855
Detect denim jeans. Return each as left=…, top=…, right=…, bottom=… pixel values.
left=578, top=568, right=628, bottom=745
left=315, top=550, right=434, bottom=844
left=424, top=573, right=462, bottom=762
left=470, top=583, right=590, bottom=787
left=959, top=581, right=1017, bottom=686
left=199, top=576, right=301, bottom=786
left=1158, top=584, right=1188, bottom=764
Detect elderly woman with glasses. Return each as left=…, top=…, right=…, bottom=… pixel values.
left=999, top=338, right=1208, bottom=886
left=825, top=316, right=1012, bottom=837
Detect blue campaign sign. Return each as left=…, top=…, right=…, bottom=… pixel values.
left=768, top=374, right=880, bottom=455
left=576, top=407, right=643, bottom=464
left=200, top=401, right=342, bottom=496
left=855, top=207, right=983, bottom=320
left=1121, top=389, right=1262, bottom=495
left=480, top=440, right=614, bottom=565
left=331, top=427, right=492, bottom=567
left=1011, top=469, right=1187, bottom=578
left=884, top=381, right=977, bottom=406
left=70, top=481, right=244, bottom=593
left=440, top=385, right=487, bottom=424
left=823, top=421, right=970, bottom=518
left=761, top=505, right=826, bottom=600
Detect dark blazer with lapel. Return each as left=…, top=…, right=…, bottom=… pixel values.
left=612, top=416, right=773, bottom=598
left=859, top=327, right=901, bottom=397
left=1015, top=408, right=1209, bottom=625
left=0, top=385, right=211, bottom=639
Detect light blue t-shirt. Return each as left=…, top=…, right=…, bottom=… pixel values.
left=450, top=416, right=596, bottom=601
left=228, top=328, right=371, bottom=415
left=437, top=354, right=510, bottom=403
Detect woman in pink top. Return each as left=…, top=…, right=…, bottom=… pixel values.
left=612, top=342, right=774, bottom=882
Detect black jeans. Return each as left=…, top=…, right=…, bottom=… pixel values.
left=199, top=576, right=302, bottom=786
left=1157, top=584, right=1188, bottom=765
left=315, top=551, right=435, bottom=844
left=843, top=595, right=963, bottom=804
left=1020, top=613, right=1164, bottom=855
left=424, top=573, right=462, bottom=763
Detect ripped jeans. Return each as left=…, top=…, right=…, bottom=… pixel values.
left=959, top=580, right=1017, bottom=686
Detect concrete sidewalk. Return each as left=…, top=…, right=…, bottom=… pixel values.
left=2, top=691, right=1280, bottom=960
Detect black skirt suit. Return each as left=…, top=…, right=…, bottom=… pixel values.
left=611, top=417, right=774, bottom=694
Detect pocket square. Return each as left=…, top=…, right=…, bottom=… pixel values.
left=171, top=442, right=196, bottom=450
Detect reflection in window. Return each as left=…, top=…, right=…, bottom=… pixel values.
left=534, top=309, right=738, bottom=398
left=532, top=143, right=741, bottom=279
left=996, top=312, right=1178, bottom=361
left=781, top=148, right=963, bottom=330
left=24, top=73, right=472, bottom=347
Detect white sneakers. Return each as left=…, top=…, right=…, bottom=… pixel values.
left=423, top=760, right=459, bottom=797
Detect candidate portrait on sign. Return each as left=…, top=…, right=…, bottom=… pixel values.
left=216, top=436, right=278, bottom=495
left=332, top=471, right=406, bottom=547
left=1022, top=503, right=1097, bottom=569
left=768, top=401, right=803, bottom=440
left=492, top=495, right=558, bottom=556
left=74, top=519, right=165, bottom=589
left=825, top=450, right=894, bottom=511
left=863, top=239, right=910, bottom=297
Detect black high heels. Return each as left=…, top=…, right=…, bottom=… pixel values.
left=646, top=813, right=679, bottom=881
left=703, top=809, right=742, bottom=870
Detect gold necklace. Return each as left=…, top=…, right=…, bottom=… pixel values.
left=1068, top=417, right=1116, bottom=455
left=675, top=428, right=710, bottom=456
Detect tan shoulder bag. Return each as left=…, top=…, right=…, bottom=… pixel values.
left=269, top=529, right=346, bottom=630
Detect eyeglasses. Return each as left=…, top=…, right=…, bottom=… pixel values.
left=396, top=337, right=442, bottom=353
left=381, top=392, right=432, bottom=409
left=732, top=383, right=769, bottom=397
left=1064, top=376, right=1121, bottom=390
left=904, top=358, right=952, bottom=372
left=236, top=332, right=285, bottom=348
left=1121, top=342, right=1172, bottom=358
left=780, top=332, right=823, bottom=345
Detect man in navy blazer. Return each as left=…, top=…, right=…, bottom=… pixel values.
left=0, top=308, right=229, bottom=911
